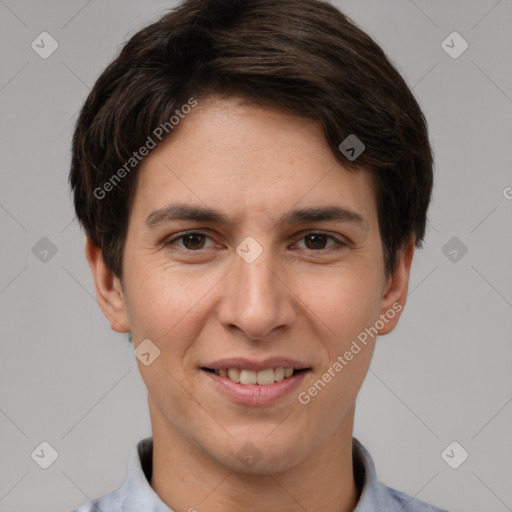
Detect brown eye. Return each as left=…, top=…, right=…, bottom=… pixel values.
left=304, top=233, right=329, bottom=250
left=181, top=233, right=206, bottom=250
left=167, top=232, right=214, bottom=251
left=296, top=232, right=343, bottom=251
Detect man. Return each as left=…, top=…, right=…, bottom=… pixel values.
left=69, top=0, right=448, bottom=510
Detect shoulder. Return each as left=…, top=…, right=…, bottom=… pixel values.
left=71, top=487, right=122, bottom=512
left=379, top=482, right=450, bottom=512
left=352, top=438, right=450, bottom=512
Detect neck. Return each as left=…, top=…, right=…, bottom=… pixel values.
left=149, top=400, right=359, bottom=512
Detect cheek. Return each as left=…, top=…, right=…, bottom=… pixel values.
left=124, top=257, right=212, bottom=340
left=298, top=267, right=382, bottom=347
left=294, top=342, right=375, bottom=454
left=299, top=269, right=380, bottom=423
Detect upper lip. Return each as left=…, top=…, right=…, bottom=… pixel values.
left=202, top=357, right=311, bottom=372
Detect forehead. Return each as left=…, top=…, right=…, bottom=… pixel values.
left=132, top=96, right=378, bottom=230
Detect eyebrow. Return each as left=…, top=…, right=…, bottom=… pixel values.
left=145, top=203, right=368, bottom=231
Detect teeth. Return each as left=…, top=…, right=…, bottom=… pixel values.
left=256, top=368, right=275, bottom=385
left=274, top=367, right=285, bottom=381
left=227, top=368, right=240, bottom=383
left=214, top=367, right=298, bottom=385
left=239, top=369, right=257, bottom=384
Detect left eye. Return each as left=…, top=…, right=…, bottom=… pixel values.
left=166, top=231, right=343, bottom=252
left=295, top=232, right=341, bottom=251
left=168, top=232, right=216, bottom=251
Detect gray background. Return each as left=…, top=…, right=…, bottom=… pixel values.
left=1, top=1, right=511, bottom=511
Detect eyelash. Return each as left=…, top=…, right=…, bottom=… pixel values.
left=165, top=230, right=347, bottom=253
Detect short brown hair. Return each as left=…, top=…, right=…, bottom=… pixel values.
left=69, top=0, right=433, bottom=279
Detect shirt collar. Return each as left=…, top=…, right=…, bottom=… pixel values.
left=120, top=437, right=171, bottom=511
left=352, top=437, right=399, bottom=511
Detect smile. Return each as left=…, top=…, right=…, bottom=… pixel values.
left=201, top=367, right=311, bottom=405
left=204, top=367, right=305, bottom=385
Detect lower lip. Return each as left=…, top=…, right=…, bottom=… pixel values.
left=201, top=369, right=310, bottom=405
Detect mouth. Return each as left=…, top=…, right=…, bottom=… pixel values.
left=201, top=366, right=309, bottom=386
left=200, top=359, right=312, bottom=405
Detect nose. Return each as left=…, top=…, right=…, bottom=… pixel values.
left=216, top=240, right=297, bottom=341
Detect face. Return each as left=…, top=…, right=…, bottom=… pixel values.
left=88, top=96, right=413, bottom=474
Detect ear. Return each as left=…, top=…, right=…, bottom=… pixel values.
left=377, top=236, right=415, bottom=336
left=85, top=238, right=130, bottom=333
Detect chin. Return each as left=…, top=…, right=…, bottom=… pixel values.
left=229, top=451, right=300, bottom=475
left=219, top=434, right=304, bottom=475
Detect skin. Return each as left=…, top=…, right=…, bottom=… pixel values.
left=86, top=95, right=415, bottom=512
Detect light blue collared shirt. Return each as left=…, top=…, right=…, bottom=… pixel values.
left=72, top=437, right=449, bottom=512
